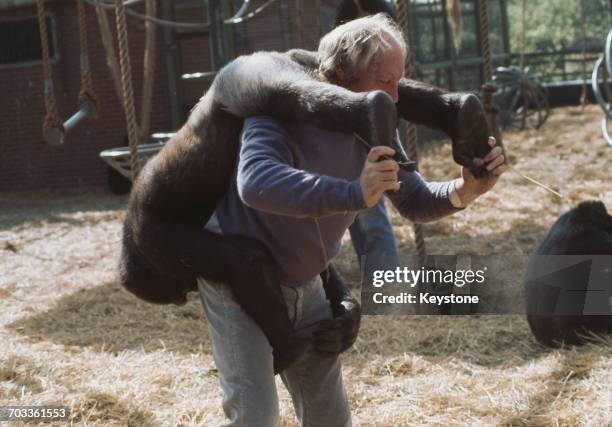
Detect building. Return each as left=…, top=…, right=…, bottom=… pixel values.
left=0, top=0, right=334, bottom=191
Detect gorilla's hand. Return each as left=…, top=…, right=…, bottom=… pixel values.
left=314, top=293, right=361, bottom=355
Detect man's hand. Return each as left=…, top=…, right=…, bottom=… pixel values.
left=360, top=146, right=400, bottom=208
left=454, top=136, right=508, bottom=205
left=313, top=293, right=361, bottom=355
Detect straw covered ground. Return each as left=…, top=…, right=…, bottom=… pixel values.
left=1, top=105, right=611, bottom=426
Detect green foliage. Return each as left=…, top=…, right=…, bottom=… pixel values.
left=507, top=0, right=610, bottom=54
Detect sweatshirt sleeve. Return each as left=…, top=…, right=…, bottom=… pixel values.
left=386, top=169, right=464, bottom=223
left=237, top=116, right=366, bottom=218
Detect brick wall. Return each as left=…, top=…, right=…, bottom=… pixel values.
left=0, top=0, right=339, bottom=191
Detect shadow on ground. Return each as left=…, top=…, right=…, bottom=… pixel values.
left=0, top=190, right=127, bottom=230
left=8, top=281, right=211, bottom=356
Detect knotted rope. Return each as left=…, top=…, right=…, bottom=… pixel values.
left=140, top=0, right=157, bottom=142
left=36, top=0, right=64, bottom=144
left=394, top=0, right=427, bottom=265
left=77, top=0, right=97, bottom=110
left=478, top=0, right=492, bottom=83
left=115, top=0, right=140, bottom=178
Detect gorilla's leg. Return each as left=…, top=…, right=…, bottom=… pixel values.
left=122, top=218, right=305, bottom=372
left=122, top=92, right=304, bottom=373
left=214, top=51, right=405, bottom=166
left=397, top=81, right=492, bottom=176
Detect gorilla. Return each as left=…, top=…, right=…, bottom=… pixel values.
left=119, top=47, right=492, bottom=372
left=525, top=200, right=612, bottom=347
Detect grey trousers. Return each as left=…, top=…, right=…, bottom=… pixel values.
left=197, top=275, right=352, bottom=427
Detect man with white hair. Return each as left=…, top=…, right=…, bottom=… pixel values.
left=199, top=13, right=506, bottom=427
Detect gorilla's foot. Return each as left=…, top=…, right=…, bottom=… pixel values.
left=453, top=94, right=492, bottom=178
left=355, top=91, right=412, bottom=169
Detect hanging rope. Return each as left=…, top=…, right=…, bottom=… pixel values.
left=478, top=0, right=503, bottom=146
left=478, top=0, right=492, bottom=83
left=115, top=0, right=141, bottom=179
left=394, top=0, right=427, bottom=265
left=77, top=0, right=98, bottom=111
left=36, top=0, right=64, bottom=144
left=139, top=0, right=156, bottom=143
left=94, top=2, right=124, bottom=109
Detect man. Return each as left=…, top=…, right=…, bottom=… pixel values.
left=336, top=0, right=403, bottom=296
left=199, top=14, right=506, bottom=427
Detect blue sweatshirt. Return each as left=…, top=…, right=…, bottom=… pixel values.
left=214, top=116, right=460, bottom=285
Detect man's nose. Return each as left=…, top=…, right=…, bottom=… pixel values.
left=389, top=86, right=399, bottom=103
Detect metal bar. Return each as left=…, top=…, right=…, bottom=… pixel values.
left=63, top=100, right=95, bottom=131
left=225, top=0, right=250, bottom=22
left=181, top=71, right=217, bottom=80
left=279, top=0, right=292, bottom=50
left=207, top=0, right=225, bottom=70
left=85, top=0, right=211, bottom=29
left=160, top=0, right=184, bottom=128
left=222, top=0, right=237, bottom=59
left=223, top=0, right=277, bottom=25
left=440, top=0, right=455, bottom=90
left=412, top=53, right=510, bottom=71
left=499, top=0, right=510, bottom=66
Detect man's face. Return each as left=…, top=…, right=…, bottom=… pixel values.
left=347, top=39, right=405, bottom=103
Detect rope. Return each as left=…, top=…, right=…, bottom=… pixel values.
left=36, top=0, right=64, bottom=143
left=115, top=0, right=141, bottom=179
left=93, top=2, right=124, bottom=109
left=394, top=0, right=427, bottom=265
left=478, top=0, right=492, bottom=83
left=478, top=0, right=503, bottom=144
left=406, top=125, right=427, bottom=265
left=77, top=0, right=97, bottom=110
left=139, top=0, right=156, bottom=143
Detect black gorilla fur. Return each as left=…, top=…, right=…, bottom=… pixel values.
left=119, top=48, right=492, bottom=371
left=525, top=200, right=612, bottom=346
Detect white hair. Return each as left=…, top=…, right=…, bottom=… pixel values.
left=317, top=13, right=406, bottom=85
